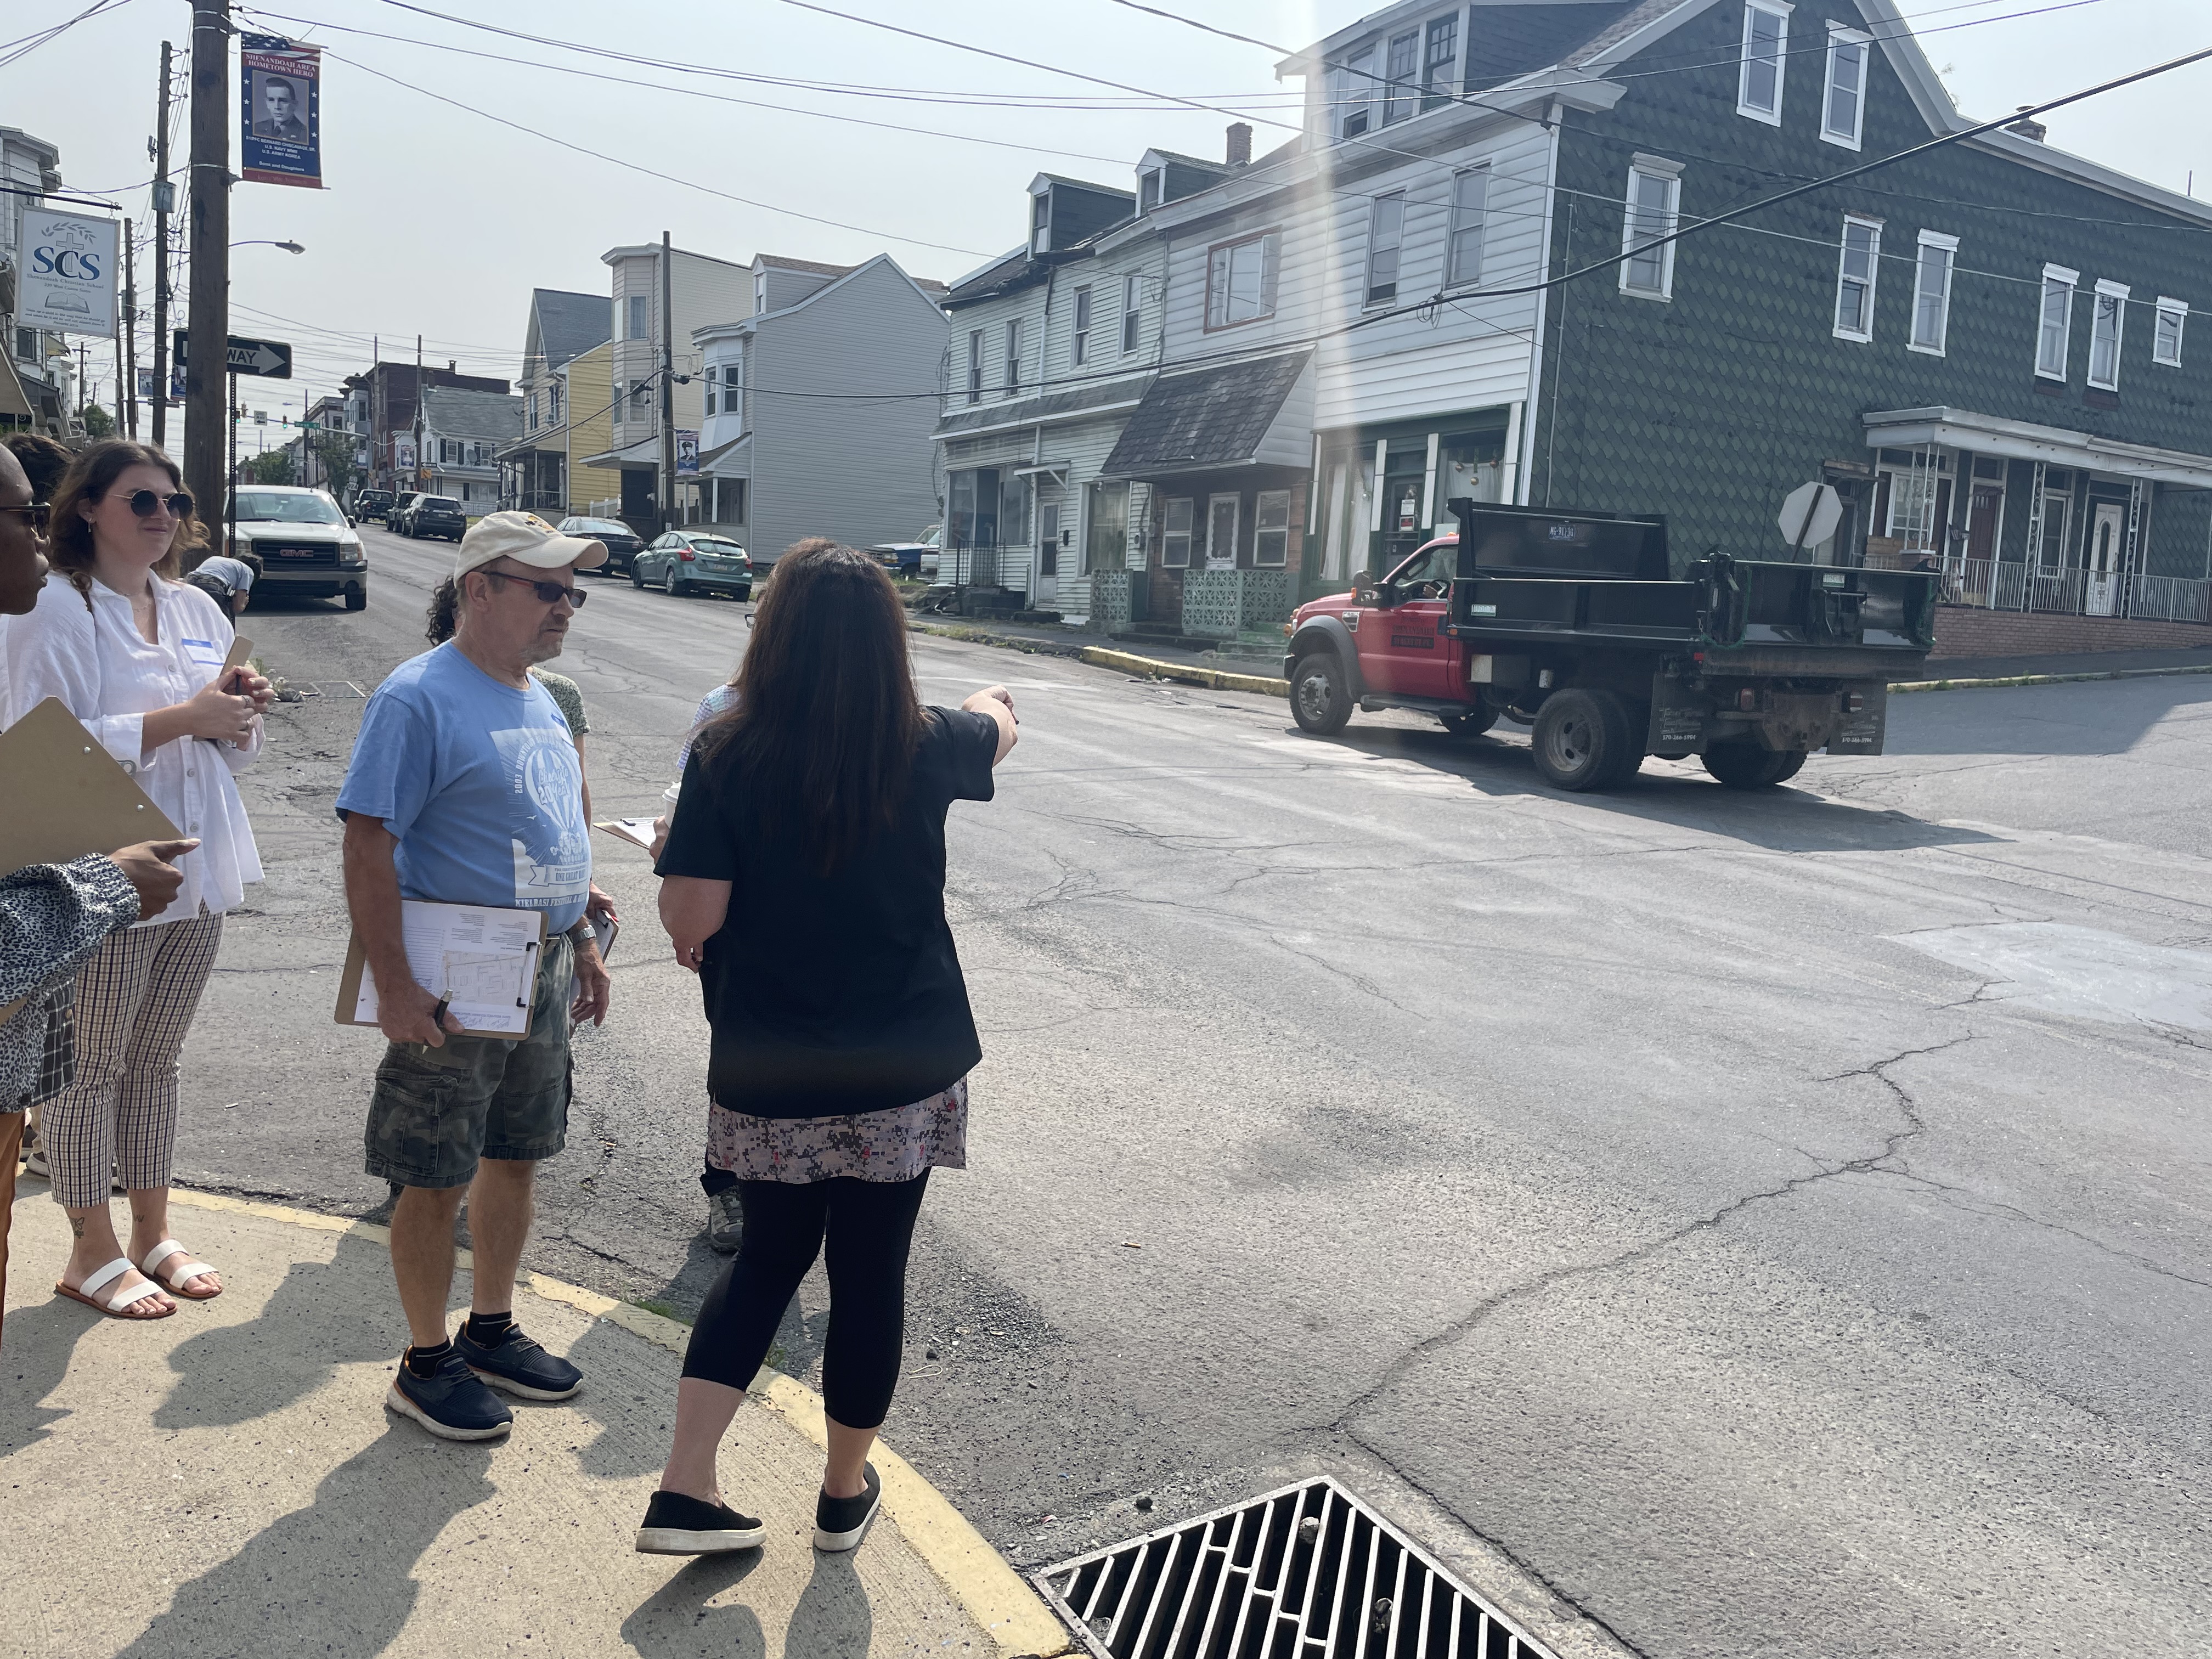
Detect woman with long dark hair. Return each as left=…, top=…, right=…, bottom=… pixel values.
left=636, top=540, right=1015, bottom=1557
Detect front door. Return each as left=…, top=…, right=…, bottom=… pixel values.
left=2087, top=501, right=2124, bottom=615
left=1035, top=501, right=1059, bottom=607
left=1356, top=539, right=1463, bottom=697
left=1966, top=485, right=2003, bottom=560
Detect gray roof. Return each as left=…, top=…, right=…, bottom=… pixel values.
left=420, top=386, right=524, bottom=441
left=933, top=371, right=1153, bottom=439
left=1101, top=352, right=1311, bottom=476
left=532, top=287, right=610, bottom=368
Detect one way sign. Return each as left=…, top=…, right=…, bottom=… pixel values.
left=172, top=330, right=292, bottom=380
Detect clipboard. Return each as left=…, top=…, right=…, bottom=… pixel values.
left=593, top=817, right=657, bottom=852
left=224, top=635, right=253, bottom=671
left=0, top=698, right=182, bottom=876
left=335, top=900, right=549, bottom=1041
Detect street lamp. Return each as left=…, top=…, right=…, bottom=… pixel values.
left=229, top=239, right=305, bottom=254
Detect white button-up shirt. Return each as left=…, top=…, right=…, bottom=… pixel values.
left=7, top=572, right=264, bottom=926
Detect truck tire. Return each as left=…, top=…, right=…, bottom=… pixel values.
left=1531, top=688, right=1640, bottom=791
left=343, top=588, right=367, bottom=613
left=1440, top=708, right=1497, bottom=738
left=1703, top=741, right=1807, bottom=789
left=1290, top=651, right=1353, bottom=736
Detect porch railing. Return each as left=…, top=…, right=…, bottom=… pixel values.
left=1938, top=555, right=2210, bottom=625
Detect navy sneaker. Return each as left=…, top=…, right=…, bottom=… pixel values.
left=635, top=1489, right=767, bottom=1555
left=455, top=1322, right=583, bottom=1402
left=814, top=1463, right=882, bottom=1552
left=386, top=1347, right=513, bottom=1441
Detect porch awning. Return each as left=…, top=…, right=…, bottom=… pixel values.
left=0, top=353, right=32, bottom=422
left=1099, top=351, right=1312, bottom=480
left=697, top=430, right=751, bottom=474
left=576, top=433, right=663, bottom=470
left=1864, top=406, right=2212, bottom=489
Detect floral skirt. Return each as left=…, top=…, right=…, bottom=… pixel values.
left=704, top=1077, right=969, bottom=1184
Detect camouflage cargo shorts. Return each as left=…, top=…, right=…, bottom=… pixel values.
left=364, top=933, right=574, bottom=1190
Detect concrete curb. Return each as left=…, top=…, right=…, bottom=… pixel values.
left=910, top=618, right=1293, bottom=698
left=164, top=1186, right=1071, bottom=1659
left=1891, top=661, right=2212, bottom=693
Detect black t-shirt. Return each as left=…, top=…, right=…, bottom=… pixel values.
left=656, top=706, right=999, bottom=1118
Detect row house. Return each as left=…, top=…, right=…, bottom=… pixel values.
left=499, top=287, right=614, bottom=515
left=933, top=159, right=1213, bottom=622
left=417, top=386, right=523, bottom=509
left=346, top=360, right=510, bottom=496
left=0, top=127, right=76, bottom=436
left=691, top=253, right=946, bottom=558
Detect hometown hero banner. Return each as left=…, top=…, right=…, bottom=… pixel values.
left=240, top=35, right=323, bottom=189
left=16, top=210, right=120, bottom=337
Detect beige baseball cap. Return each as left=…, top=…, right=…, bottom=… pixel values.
left=454, top=510, right=607, bottom=579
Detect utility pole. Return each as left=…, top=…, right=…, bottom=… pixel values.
left=413, top=332, right=423, bottom=496
left=184, top=3, right=230, bottom=541
left=226, top=369, right=238, bottom=556
left=151, top=38, right=174, bottom=448
left=121, top=219, right=138, bottom=437
left=659, top=229, right=676, bottom=533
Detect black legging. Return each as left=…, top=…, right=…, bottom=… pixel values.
left=681, top=1172, right=930, bottom=1429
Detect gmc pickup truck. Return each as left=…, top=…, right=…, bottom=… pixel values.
left=1283, top=499, right=1939, bottom=791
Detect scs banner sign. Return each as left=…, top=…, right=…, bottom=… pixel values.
left=240, top=35, right=324, bottom=188
left=17, top=210, right=120, bottom=337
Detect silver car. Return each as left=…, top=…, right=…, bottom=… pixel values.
left=634, top=531, right=753, bottom=600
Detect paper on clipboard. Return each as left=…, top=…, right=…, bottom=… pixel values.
left=336, top=901, right=545, bottom=1040
left=593, top=817, right=657, bottom=852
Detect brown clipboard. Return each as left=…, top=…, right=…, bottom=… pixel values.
left=0, top=698, right=182, bottom=877
left=332, top=902, right=549, bottom=1042
left=224, top=634, right=253, bottom=672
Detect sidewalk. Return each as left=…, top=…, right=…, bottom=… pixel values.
left=1, top=1187, right=1068, bottom=1659
left=1914, top=644, right=2212, bottom=679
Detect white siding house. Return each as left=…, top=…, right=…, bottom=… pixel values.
left=691, top=253, right=947, bottom=562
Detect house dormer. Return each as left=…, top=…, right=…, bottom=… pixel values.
left=1135, top=129, right=1248, bottom=215
left=1026, top=174, right=1137, bottom=256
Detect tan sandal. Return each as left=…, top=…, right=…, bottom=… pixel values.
left=141, top=1240, right=221, bottom=1300
left=57, top=1258, right=174, bottom=1319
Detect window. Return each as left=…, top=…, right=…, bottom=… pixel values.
left=627, top=294, right=650, bottom=340
left=2154, top=297, right=2187, bottom=366
left=1205, top=231, right=1280, bottom=329
left=2035, top=265, right=2076, bottom=379
left=1822, top=26, right=1869, bottom=150
left=2089, top=280, right=2128, bottom=389
left=1255, top=490, right=1291, bottom=567
left=722, top=359, right=742, bottom=416
left=754, top=272, right=768, bottom=313
left=703, top=378, right=715, bottom=417
left=967, top=329, right=983, bottom=404
left=2036, top=481, right=2071, bottom=570
left=629, top=380, right=652, bottom=417
left=1205, top=494, right=1240, bottom=568
left=1073, top=285, right=1092, bottom=365
left=1161, top=496, right=1194, bottom=566
left=1619, top=158, right=1681, bottom=300
left=1910, top=231, right=1957, bottom=354
left=1833, top=216, right=1880, bottom=340
left=1421, top=14, right=1459, bottom=111
left=1122, top=273, right=1142, bottom=353
left=1331, top=44, right=1375, bottom=139
left=1031, top=190, right=1052, bottom=256
left=1005, top=319, right=1022, bottom=392
left=1737, top=2, right=1790, bottom=123
left=1447, top=166, right=1488, bottom=287
left=1139, top=170, right=1161, bottom=212
left=527, top=392, right=538, bottom=431
left=549, top=383, right=562, bottom=421
left=1366, top=192, right=1406, bottom=306
left=1082, top=479, right=1126, bottom=574
left=1382, top=29, right=1420, bottom=125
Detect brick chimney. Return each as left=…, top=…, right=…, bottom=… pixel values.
left=1226, top=122, right=1252, bottom=166
left=2005, top=105, right=2046, bottom=141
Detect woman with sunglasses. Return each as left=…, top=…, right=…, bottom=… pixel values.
left=7, top=441, right=272, bottom=1318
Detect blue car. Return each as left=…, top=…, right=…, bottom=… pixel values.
left=634, top=531, right=753, bottom=600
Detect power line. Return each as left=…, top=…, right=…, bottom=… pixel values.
left=0, top=0, right=134, bottom=71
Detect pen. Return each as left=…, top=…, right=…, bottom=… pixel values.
left=430, top=986, right=452, bottom=1030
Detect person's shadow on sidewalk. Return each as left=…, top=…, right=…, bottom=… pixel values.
left=786, top=1555, right=873, bottom=1658
left=115, top=1427, right=494, bottom=1659
left=619, top=1550, right=766, bottom=1659
left=152, top=1233, right=399, bottom=1432
left=0, top=1297, right=95, bottom=1455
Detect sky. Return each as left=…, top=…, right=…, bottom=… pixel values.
left=5, top=0, right=2210, bottom=434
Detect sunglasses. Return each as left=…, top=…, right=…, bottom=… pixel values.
left=115, top=488, right=195, bottom=519
left=0, top=502, right=49, bottom=532
left=483, top=569, right=589, bottom=607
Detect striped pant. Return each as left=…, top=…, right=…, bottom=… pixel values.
left=42, top=911, right=224, bottom=1211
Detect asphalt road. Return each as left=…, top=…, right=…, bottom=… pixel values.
left=174, top=524, right=2211, bottom=1659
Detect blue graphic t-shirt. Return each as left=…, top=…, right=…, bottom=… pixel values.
left=336, top=643, right=591, bottom=932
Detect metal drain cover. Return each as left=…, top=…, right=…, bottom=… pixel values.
left=1034, top=1477, right=1556, bottom=1659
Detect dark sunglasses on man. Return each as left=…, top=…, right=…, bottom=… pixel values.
left=483, top=569, right=589, bottom=607
left=117, top=488, right=195, bottom=519
left=0, top=502, right=49, bottom=532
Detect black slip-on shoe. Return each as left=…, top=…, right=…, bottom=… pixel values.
left=636, top=1489, right=767, bottom=1555
left=814, top=1463, right=882, bottom=1552
left=385, top=1348, right=514, bottom=1441
left=455, top=1323, right=583, bottom=1402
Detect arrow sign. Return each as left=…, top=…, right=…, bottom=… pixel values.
left=172, top=329, right=293, bottom=380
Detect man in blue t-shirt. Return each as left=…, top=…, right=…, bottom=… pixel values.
left=337, top=510, right=612, bottom=1442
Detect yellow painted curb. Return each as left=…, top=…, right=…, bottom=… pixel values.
left=1889, top=661, right=2212, bottom=693
left=1077, top=645, right=1289, bottom=698
left=166, top=1187, right=1070, bottom=1659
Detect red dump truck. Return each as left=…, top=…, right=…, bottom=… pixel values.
left=1283, top=499, right=1940, bottom=791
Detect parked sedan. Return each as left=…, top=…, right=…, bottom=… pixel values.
left=404, top=495, right=467, bottom=541
left=634, top=531, right=753, bottom=600
left=558, top=515, right=644, bottom=575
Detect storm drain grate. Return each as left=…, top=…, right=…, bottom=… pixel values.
left=1034, top=1477, right=1557, bottom=1659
